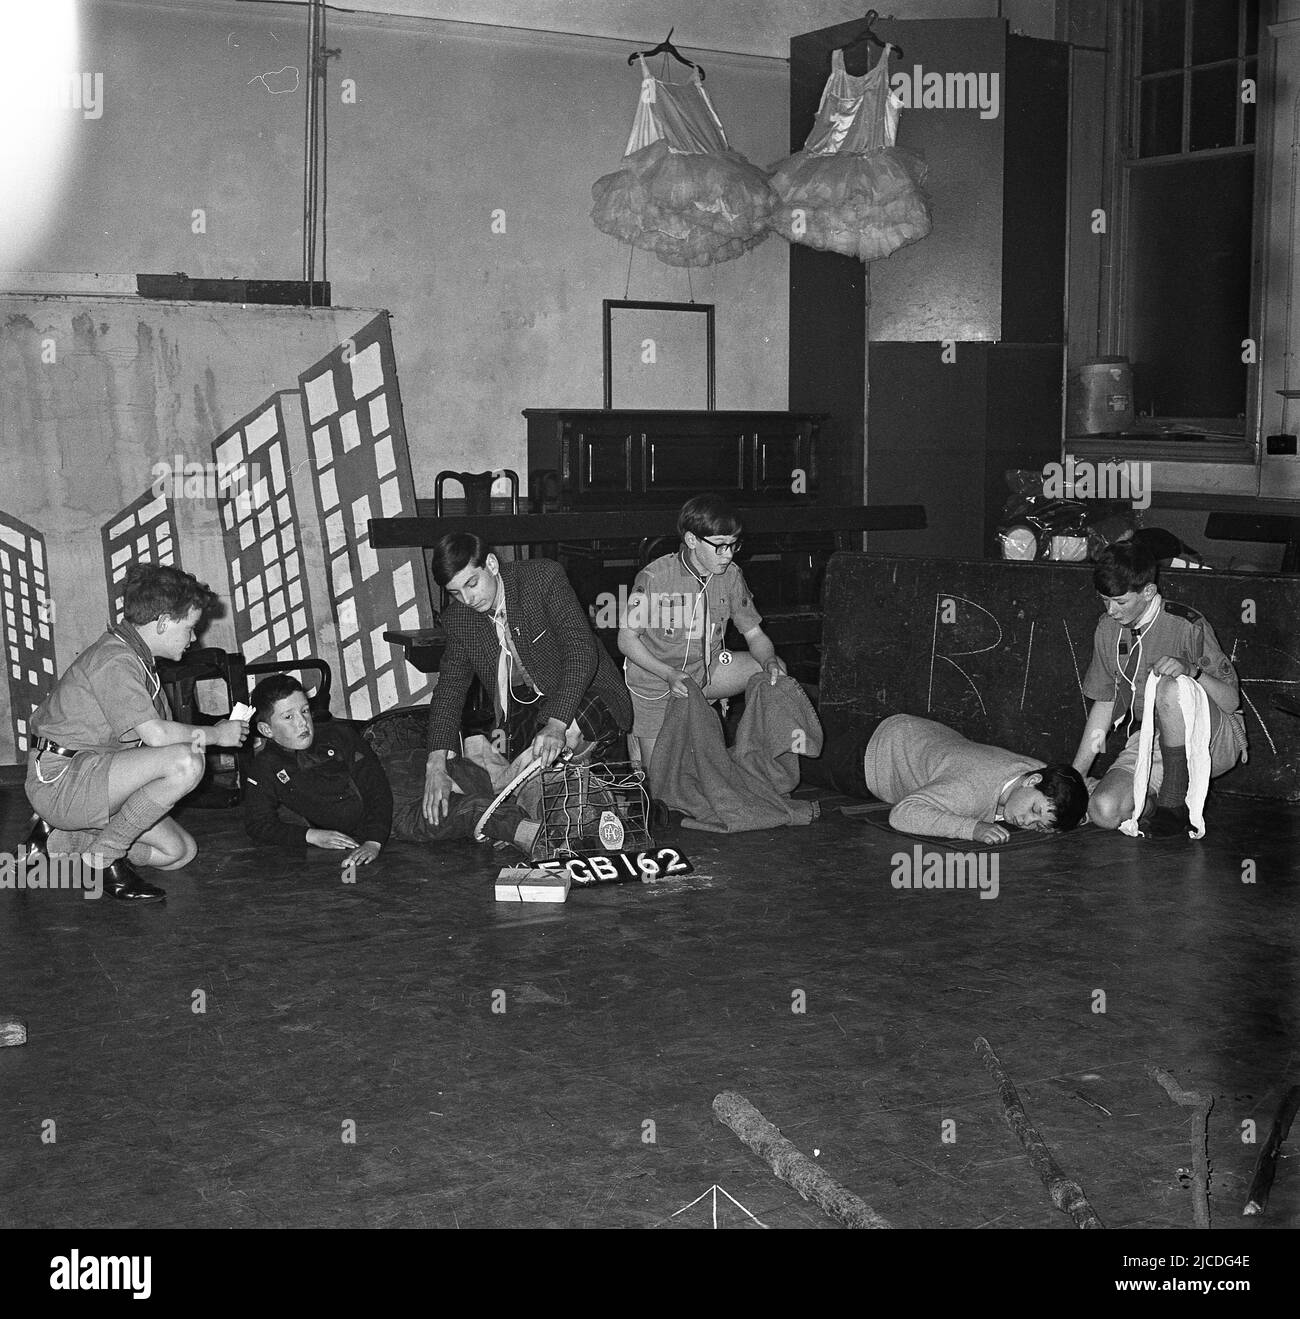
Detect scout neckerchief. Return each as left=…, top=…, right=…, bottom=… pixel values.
left=107, top=620, right=170, bottom=721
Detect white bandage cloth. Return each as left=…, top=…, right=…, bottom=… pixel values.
left=1119, top=672, right=1212, bottom=839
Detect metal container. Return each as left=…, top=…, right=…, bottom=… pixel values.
left=1068, top=357, right=1135, bottom=435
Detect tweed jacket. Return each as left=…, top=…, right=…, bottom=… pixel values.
left=425, top=558, right=632, bottom=753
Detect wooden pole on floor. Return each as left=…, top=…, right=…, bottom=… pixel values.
left=974, top=1036, right=1104, bottom=1229
left=1146, top=1066, right=1213, bottom=1229
left=1242, top=1085, right=1300, bottom=1217
left=712, top=1091, right=892, bottom=1229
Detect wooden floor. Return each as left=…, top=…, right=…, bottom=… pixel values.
left=1, top=778, right=1296, bottom=1232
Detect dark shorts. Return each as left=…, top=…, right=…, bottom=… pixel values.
left=26, top=749, right=120, bottom=830
left=797, top=716, right=881, bottom=799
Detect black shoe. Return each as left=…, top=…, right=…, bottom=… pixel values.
left=1143, top=804, right=1193, bottom=839
left=99, top=859, right=166, bottom=902
left=20, top=816, right=52, bottom=865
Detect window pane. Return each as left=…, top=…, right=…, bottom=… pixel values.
left=1142, top=0, right=1186, bottom=73
left=1125, top=155, right=1253, bottom=419
left=1140, top=74, right=1184, bottom=156
left=1242, top=0, right=1259, bottom=57
left=1242, top=58, right=1256, bottom=144
left=1191, top=0, right=1237, bottom=63
left=1189, top=64, right=1238, bottom=150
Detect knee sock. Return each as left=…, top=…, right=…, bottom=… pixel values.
left=89, top=788, right=172, bottom=865
left=1157, top=744, right=1190, bottom=811
left=47, top=827, right=99, bottom=856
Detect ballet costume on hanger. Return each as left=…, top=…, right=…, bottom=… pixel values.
left=768, top=44, right=931, bottom=263
left=591, top=56, right=775, bottom=268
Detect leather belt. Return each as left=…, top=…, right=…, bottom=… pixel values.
left=34, top=737, right=79, bottom=758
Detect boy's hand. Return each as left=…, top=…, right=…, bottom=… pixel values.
left=530, top=718, right=568, bottom=768
left=213, top=718, right=249, bottom=748
left=973, top=822, right=1009, bottom=845
left=667, top=673, right=691, bottom=698
left=764, top=657, right=787, bottom=685
left=423, top=765, right=462, bottom=825
left=342, top=841, right=381, bottom=868
left=1151, top=655, right=1192, bottom=678
left=307, top=828, right=357, bottom=850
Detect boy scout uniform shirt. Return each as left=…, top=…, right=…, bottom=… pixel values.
left=244, top=722, right=393, bottom=850
left=623, top=551, right=763, bottom=696
left=1082, top=598, right=1248, bottom=753
left=30, top=622, right=170, bottom=751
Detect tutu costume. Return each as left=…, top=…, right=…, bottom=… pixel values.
left=769, top=44, right=931, bottom=263
left=591, top=57, right=775, bottom=268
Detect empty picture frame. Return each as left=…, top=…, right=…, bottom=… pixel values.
left=603, top=299, right=715, bottom=410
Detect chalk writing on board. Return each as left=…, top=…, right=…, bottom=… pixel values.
left=927, top=593, right=1002, bottom=718
left=1231, top=637, right=1300, bottom=759
left=1019, top=620, right=1035, bottom=711
left=1062, top=619, right=1089, bottom=713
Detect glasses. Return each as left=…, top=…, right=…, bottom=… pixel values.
left=698, top=535, right=743, bottom=555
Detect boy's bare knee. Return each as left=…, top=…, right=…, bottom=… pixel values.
left=1088, top=792, right=1126, bottom=830
left=165, top=745, right=205, bottom=792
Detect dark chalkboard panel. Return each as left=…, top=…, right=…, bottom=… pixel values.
left=820, top=554, right=1300, bottom=802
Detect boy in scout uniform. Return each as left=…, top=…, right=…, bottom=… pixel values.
left=24, top=564, right=249, bottom=902
left=244, top=675, right=392, bottom=868
left=1072, top=540, right=1247, bottom=836
left=618, top=493, right=788, bottom=781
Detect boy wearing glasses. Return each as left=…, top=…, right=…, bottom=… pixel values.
left=619, top=493, right=787, bottom=773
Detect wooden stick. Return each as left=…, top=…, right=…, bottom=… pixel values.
left=1146, top=1066, right=1213, bottom=1229
left=0, top=1019, right=27, bottom=1047
left=1242, top=1085, right=1300, bottom=1216
left=974, top=1036, right=1104, bottom=1228
left=712, top=1091, right=891, bottom=1229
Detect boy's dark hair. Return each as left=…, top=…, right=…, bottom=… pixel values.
left=1037, top=764, right=1089, bottom=832
left=431, top=532, right=493, bottom=588
left=122, top=563, right=216, bottom=626
left=678, top=494, right=742, bottom=541
left=1093, top=539, right=1158, bottom=597
left=251, top=674, right=306, bottom=731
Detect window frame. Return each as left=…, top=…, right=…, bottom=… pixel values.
left=1081, top=0, right=1270, bottom=471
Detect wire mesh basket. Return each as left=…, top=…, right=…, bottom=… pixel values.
left=531, top=759, right=654, bottom=861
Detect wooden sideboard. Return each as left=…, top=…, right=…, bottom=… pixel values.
left=524, top=409, right=826, bottom=509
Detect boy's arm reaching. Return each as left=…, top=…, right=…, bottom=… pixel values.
left=1073, top=699, right=1115, bottom=776
left=741, top=624, right=786, bottom=683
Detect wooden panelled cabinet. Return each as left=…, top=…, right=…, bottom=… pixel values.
left=524, top=410, right=825, bottom=509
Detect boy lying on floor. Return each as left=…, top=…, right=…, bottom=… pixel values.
left=244, top=676, right=392, bottom=869
left=799, top=713, right=1088, bottom=842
